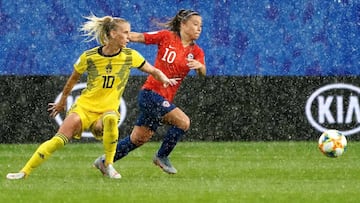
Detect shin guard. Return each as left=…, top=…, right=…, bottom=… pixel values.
left=102, top=114, right=119, bottom=166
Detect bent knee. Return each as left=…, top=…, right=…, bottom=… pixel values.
left=179, top=117, right=190, bottom=131
left=102, top=113, right=119, bottom=137
left=103, top=113, right=118, bottom=128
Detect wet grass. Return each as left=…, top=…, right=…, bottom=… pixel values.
left=1, top=141, right=360, bottom=203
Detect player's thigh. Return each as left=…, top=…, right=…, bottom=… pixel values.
left=57, top=113, right=82, bottom=139
left=162, top=107, right=190, bottom=131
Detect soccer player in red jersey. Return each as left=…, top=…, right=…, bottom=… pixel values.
left=94, top=9, right=206, bottom=175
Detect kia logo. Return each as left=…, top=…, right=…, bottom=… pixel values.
left=53, top=83, right=127, bottom=138
left=305, top=83, right=360, bottom=136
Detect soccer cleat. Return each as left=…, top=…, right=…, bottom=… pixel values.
left=93, top=155, right=107, bottom=175
left=93, top=155, right=121, bottom=179
left=6, top=171, right=26, bottom=180
left=153, top=154, right=177, bottom=174
left=105, top=164, right=121, bottom=179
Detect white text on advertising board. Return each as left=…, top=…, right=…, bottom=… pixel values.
left=305, top=83, right=360, bottom=136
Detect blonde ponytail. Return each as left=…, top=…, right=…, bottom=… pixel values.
left=80, top=13, right=128, bottom=45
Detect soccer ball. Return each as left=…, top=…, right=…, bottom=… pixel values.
left=318, top=129, right=347, bottom=158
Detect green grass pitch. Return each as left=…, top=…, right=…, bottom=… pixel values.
left=1, top=141, right=360, bottom=203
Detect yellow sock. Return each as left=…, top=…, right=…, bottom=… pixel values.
left=102, top=114, right=119, bottom=166
left=21, top=133, right=68, bottom=175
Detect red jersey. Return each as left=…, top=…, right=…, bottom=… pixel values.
left=142, top=30, right=205, bottom=102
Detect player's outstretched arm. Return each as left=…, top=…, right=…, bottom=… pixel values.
left=129, top=32, right=145, bottom=43
left=140, top=61, right=179, bottom=87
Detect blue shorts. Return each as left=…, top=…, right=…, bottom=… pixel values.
left=135, top=89, right=176, bottom=131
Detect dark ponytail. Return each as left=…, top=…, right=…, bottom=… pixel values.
left=161, top=9, right=200, bottom=35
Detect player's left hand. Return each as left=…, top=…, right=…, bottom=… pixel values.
left=163, top=78, right=181, bottom=88
left=187, top=58, right=203, bottom=70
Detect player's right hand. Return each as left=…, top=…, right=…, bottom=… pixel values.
left=47, top=102, right=66, bottom=118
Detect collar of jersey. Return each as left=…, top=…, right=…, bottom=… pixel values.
left=98, top=46, right=121, bottom=57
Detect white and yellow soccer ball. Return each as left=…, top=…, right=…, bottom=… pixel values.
left=318, top=129, right=347, bottom=158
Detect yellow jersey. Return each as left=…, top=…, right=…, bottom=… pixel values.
left=74, top=46, right=145, bottom=112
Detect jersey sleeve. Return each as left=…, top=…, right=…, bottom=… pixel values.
left=131, top=49, right=146, bottom=68
left=73, top=52, right=87, bottom=74
left=143, top=30, right=168, bottom=45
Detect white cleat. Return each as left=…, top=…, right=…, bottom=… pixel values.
left=6, top=171, right=26, bottom=180
left=105, top=164, right=121, bottom=179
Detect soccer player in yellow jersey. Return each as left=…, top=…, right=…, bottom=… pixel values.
left=6, top=14, right=178, bottom=180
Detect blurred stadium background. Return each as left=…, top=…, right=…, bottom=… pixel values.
left=0, top=0, right=359, bottom=143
